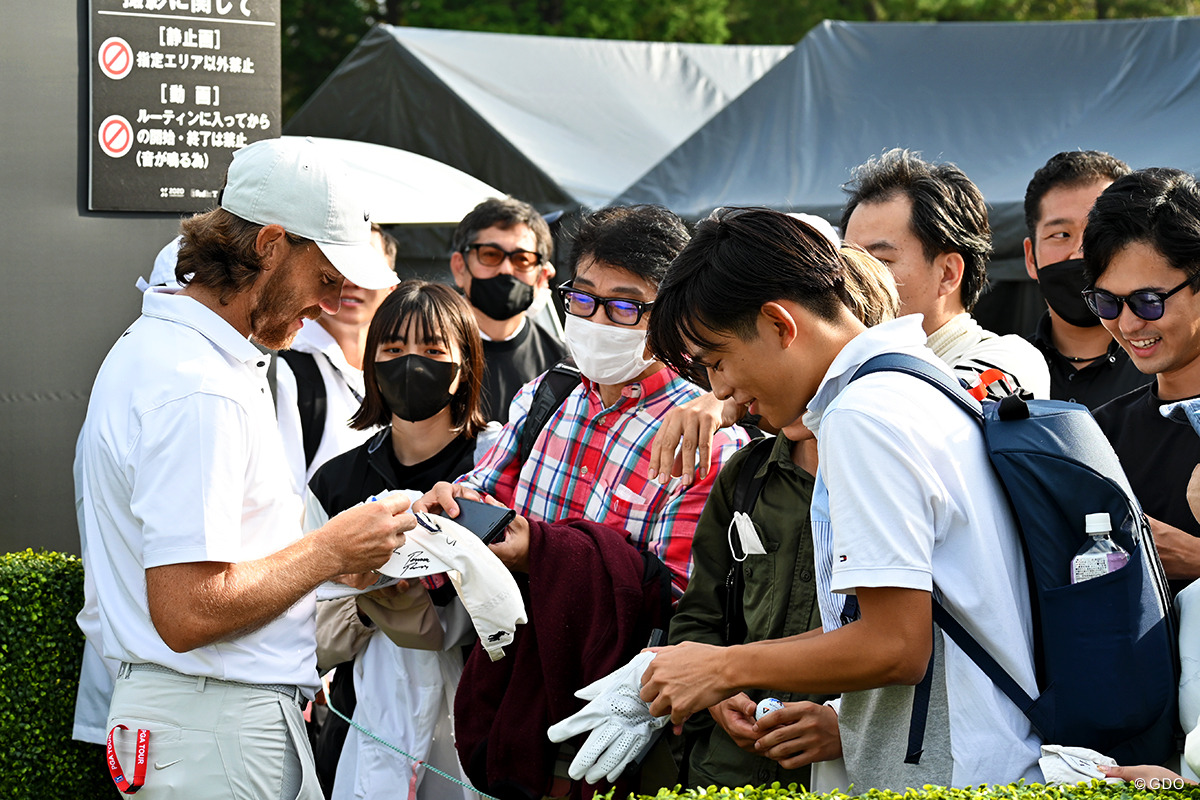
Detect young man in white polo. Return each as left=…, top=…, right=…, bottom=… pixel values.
left=77, top=137, right=412, bottom=798
left=637, top=209, right=1040, bottom=792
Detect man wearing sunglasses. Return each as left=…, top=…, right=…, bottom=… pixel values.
left=1023, top=151, right=1152, bottom=409
left=449, top=197, right=567, bottom=422
left=1085, top=168, right=1200, bottom=594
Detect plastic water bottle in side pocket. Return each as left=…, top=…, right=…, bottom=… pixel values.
left=1070, top=512, right=1130, bottom=584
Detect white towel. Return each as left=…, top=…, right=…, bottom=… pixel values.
left=381, top=504, right=527, bottom=661
left=1037, top=744, right=1119, bottom=785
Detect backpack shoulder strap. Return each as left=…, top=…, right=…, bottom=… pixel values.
left=723, top=438, right=775, bottom=645
left=931, top=601, right=1039, bottom=720
left=279, top=350, right=327, bottom=469
left=849, top=353, right=1045, bottom=753
left=851, top=353, right=982, bottom=421
left=731, top=438, right=774, bottom=517
left=517, top=358, right=581, bottom=465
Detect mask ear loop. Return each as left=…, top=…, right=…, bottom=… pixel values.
left=727, top=513, right=753, bottom=562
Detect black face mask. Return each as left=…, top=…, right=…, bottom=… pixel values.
left=467, top=273, right=535, bottom=321
left=374, top=355, right=460, bottom=423
left=1036, top=258, right=1101, bottom=328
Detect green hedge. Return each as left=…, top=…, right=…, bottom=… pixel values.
left=2, top=550, right=1193, bottom=799
left=0, top=549, right=112, bottom=799
left=627, top=781, right=1198, bottom=800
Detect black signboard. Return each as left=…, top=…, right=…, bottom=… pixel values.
left=89, top=0, right=281, bottom=212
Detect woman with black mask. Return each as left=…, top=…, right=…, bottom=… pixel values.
left=307, top=281, right=488, bottom=800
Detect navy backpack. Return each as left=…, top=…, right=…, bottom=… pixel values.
left=852, top=353, right=1179, bottom=766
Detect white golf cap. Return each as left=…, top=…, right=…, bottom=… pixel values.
left=220, top=137, right=398, bottom=290
left=786, top=212, right=841, bottom=250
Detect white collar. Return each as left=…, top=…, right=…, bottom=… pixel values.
left=802, top=315, right=934, bottom=439
left=141, top=289, right=263, bottom=367
left=292, top=319, right=358, bottom=369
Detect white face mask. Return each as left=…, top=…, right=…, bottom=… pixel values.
left=564, top=315, right=656, bottom=385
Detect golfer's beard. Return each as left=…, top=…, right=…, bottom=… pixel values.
left=250, top=272, right=319, bottom=351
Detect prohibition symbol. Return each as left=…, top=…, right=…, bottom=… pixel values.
left=99, top=115, right=133, bottom=158
left=99, top=37, right=133, bottom=80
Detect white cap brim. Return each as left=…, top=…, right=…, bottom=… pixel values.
left=787, top=213, right=841, bottom=249
left=316, top=240, right=399, bottom=290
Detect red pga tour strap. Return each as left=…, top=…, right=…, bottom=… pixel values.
left=966, top=368, right=1007, bottom=401
left=106, top=725, right=150, bottom=794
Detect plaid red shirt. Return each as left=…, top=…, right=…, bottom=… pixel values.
left=458, top=366, right=749, bottom=597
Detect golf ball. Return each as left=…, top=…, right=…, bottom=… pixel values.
left=755, top=697, right=785, bottom=721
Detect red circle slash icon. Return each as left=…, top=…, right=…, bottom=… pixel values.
left=99, top=37, right=133, bottom=80
left=99, top=115, right=133, bottom=158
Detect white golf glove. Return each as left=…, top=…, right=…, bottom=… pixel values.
left=546, top=651, right=668, bottom=784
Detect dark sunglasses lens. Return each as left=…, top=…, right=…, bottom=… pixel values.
left=1127, top=292, right=1166, bottom=321
left=474, top=245, right=505, bottom=267
left=564, top=290, right=596, bottom=317
left=605, top=300, right=641, bottom=325
left=1084, top=290, right=1121, bottom=320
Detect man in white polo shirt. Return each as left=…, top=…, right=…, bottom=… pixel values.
left=76, top=137, right=413, bottom=799
left=638, top=209, right=1039, bottom=792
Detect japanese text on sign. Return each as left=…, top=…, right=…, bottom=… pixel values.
left=90, top=0, right=280, bottom=212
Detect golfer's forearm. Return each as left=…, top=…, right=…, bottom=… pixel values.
left=147, top=534, right=332, bottom=652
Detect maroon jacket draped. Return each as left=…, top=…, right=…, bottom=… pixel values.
left=453, top=518, right=671, bottom=800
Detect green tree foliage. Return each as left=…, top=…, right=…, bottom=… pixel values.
left=0, top=550, right=113, bottom=799
left=724, top=0, right=1198, bottom=44
left=281, top=0, right=379, bottom=118
left=393, top=0, right=731, bottom=41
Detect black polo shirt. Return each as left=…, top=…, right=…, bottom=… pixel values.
left=1094, top=382, right=1200, bottom=595
left=1029, top=312, right=1151, bottom=410
left=480, top=319, right=568, bottom=423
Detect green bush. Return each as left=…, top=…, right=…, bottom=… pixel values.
left=1, top=550, right=1195, bottom=800
left=0, top=549, right=112, bottom=799
left=627, top=781, right=1199, bottom=800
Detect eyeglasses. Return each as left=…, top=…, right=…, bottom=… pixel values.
left=462, top=243, right=542, bottom=273
left=556, top=284, right=654, bottom=326
left=1081, top=277, right=1194, bottom=321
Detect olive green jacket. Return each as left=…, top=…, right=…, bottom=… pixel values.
left=669, top=434, right=830, bottom=789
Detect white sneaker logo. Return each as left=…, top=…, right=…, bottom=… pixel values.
left=154, top=759, right=182, bottom=770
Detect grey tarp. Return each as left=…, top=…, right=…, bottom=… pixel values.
left=616, top=17, right=1200, bottom=271
left=284, top=25, right=791, bottom=209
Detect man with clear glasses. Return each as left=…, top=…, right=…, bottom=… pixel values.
left=429, top=204, right=749, bottom=595
left=557, top=281, right=654, bottom=326
left=417, top=205, right=749, bottom=797
left=1085, top=168, right=1200, bottom=594
left=449, top=197, right=567, bottom=421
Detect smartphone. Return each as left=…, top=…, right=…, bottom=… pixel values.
left=439, top=497, right=515, bottom=545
